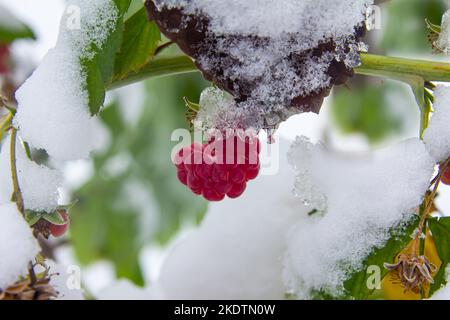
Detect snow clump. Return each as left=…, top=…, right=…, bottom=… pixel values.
left=0, top=134, right=62, bottom=212
left=284, top=137, right=435, bottom=297
left=0, top=203, right=40, bottom=289
left=423, top=85, right=450, bottom=163
left=14, top=0, right=119, bottom=161
left=148, top=0, right=373, bottom=129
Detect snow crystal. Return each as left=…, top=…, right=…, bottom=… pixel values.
left=152, top=0, right=373, bottom=129
left=0, top=203, right=40, bottom=289
left=436, top=10, right=450, bottom=55
left=14, top=0, right=119, bottom=161
left=284, top=137, right=435, bottom=297
left=0, top=134, right=62, bottom=212
left=195, top=87, right=252, bottom=130
left=423, top=85, right=450, bottom=163
left=158, top=138, right=308, bottom=299
left=156, top=0, right=371, bottom=43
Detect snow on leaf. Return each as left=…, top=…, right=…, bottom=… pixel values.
left=428, top=217, right=450, bottom=296
left=284, top=137, right=435, bottom=298
left=0, top=134, right=62, bottom=212
left=14, top=0, right=132, bottom=161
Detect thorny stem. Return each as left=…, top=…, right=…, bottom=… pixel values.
left=412, top=158, right=450, bottom=256
left=10, top=128, right=25, bottom=214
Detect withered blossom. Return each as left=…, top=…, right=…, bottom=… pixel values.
left=384, top=254, right=437, bottom=294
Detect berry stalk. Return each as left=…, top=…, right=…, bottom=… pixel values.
left=412, top=157, right=450, bottom=256
left=10, top=128, right=25, bottom=214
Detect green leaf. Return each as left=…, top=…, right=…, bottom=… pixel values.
left=313, top=216, right=419, bottom=300
left=113, top=8, right=161, bottom=81
left=24, top=210, right=43, bottom=227
left=82, top=0, right=132, bottom=115
left=42, top=211, right=66, bottom=225
left=382, top=0, right=447, bottom=53
left=428, top=217, right=450, bottom=261
left=343, top=216, right=419, bottom=299
left=331, top=83, right=402, bottom=143
left=427, top=217, right=450, bottom=295
left=0, top=4, right=35, bottom=43
left=70, top=175, right=146, bottom=286
left=430, top=262, right=448, bottom=296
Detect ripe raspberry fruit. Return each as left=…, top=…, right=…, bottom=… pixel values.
left=49, top=210, right=70, bottom=238
left=174, top=132, right=260, bottom=201
left=0, top=45, right=10, bottom=75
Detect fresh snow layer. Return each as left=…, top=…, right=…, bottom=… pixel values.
left=195, top=87, right=244, bottom=130
left=154, top=0, right=373, bottom=129
left=14, top=0, right=119, bottom=161
left=157, top=138, right=308, bottom=299
left=0, top=134, right=62, bottom=212
left=437, top=10, right=450, bottom=55
left=284, top=137, right=435, bottom=297
left=156, top=0, right=372, bottom=45
left=423, top=85, right=450, bottom=163
left=0, top=203, right=40, bottom=289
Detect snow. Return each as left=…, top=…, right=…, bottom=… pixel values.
left=14, top=0, right=119, bottom=161
left=44, top=261, right=85, bottom=300
left=0, top=134, right=62, bottom=212
left=0, top=3, right=29, bottom=31
left=0, top=203, right=40, bottom=289
left=156, top=0, right=371, bottom=43
left=157, top=138, right=308, bottom=299
left=436, top=10, right=450, bottom=55
left=284, top=137, right=435, bottom=297
left=195, top=87, right=244, bottom=130
left=423, top=85, right=450, bottom=163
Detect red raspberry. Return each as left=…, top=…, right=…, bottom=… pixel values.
left=0, top=45, right=10, bottom=75
left=49, top=210, right=70, bottom=238
left=442, top=166, right=450, bottom=186
left=174, top=132, right=261, bottom=201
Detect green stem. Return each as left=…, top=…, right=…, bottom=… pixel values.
left=109, top=56, right=197, bottom=90
left=10, top=128, right=25, bottom=214
left=355, top=53, right=450, bottom=82
left=109, top=53, right=450, bottom=90
left=0, top=112, right=13, bottom=142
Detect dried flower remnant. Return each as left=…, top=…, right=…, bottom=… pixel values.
left=0, top=267, right=58, bottom=300
left=146, top=0, right=372, bottom=129
left=384, top=254, right=437, bottom=294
